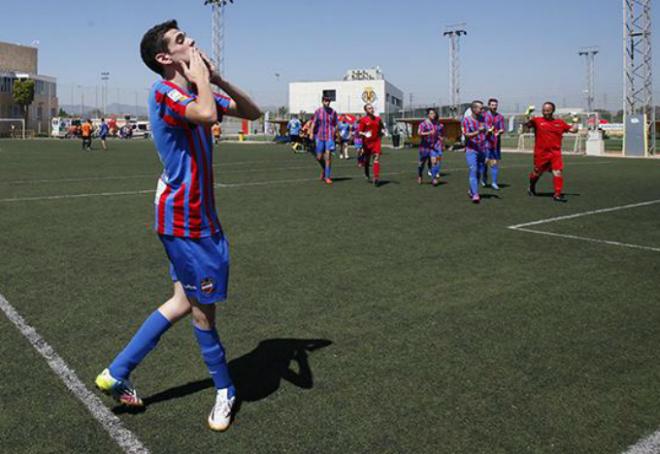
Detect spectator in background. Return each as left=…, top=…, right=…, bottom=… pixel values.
left=301, top=117, right=314, bottom=153
left=99, top=118, right=109, bottom=151
left=81, top=119, right=93, bottom=151
left=212, top=122, right=222, bottom=145
left=287, top=115, right=302, bottom=152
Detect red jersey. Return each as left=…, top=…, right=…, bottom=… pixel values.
left=530, top=117, right=572, bottom=154
left=358, top=115, right=383, bottom=152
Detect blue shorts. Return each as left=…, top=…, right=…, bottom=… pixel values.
left=418, top=150, right=431, bottom=160
left=100, top=134, right=107, bottom=140
left=315, top=139, right=335, bottom=155
left=354, top=140, right=363, bottom=150
left=486, top=147, right=501, bottom=160
left=430, top=149, right=443, bottom=159
left=159, top=233, right=230, bottom=305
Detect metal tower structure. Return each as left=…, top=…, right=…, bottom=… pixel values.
left=578, top=47, right=599, bottom=113
left=623, top=0, right=654, bottom=154
left=443, top=24, right=467, bottom=118
left=205, top=0, right=234, bottom=77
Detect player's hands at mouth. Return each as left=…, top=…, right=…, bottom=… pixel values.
left=198, top=50, right=222, bottom=83
left=182, top=48, right=211, bottom=85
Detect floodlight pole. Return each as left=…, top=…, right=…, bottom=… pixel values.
left=623, top=0, right=654, bottom=154
left=578, top=47, right=599, bottom=113
left=101, top=72, right=110, bottom=116
left=206, top=0, right=234, bottom=78
left=444, top=24, right=467, bottom=118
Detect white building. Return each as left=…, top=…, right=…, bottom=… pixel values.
left=289, top=67, right=404, bottom=116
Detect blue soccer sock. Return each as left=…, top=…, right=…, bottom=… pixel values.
left=469, top=166, right=479, bottom=195
left=432, top=164, right=440, bottom=179
left=417, top=164, right=423, bottom=177
left=482, top=165, right=489, bottom=184
left=193, top=325, right=233, bottom=390
left=109, top=310, right=172, bottom=381
left=491, top=164, right=499, bottom=185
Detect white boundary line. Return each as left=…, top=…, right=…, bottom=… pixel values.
left=508, top=200, right=660, bottom=253
left=0, top=293, right=149, bottom=454
left=623, top=431, right=660, bottom=454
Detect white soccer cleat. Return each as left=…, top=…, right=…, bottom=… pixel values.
left=208, top=387, right=235, bottom=432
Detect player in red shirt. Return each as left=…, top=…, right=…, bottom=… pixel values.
left=358, top=103, right=385, bottom=186
left=526, top=102, right=579, bottom=202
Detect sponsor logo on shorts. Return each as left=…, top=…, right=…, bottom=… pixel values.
left=183, top=284, right=197, bottom=291
left=200, top=278, right=215, bottom=295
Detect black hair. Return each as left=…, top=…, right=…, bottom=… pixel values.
left=488, top=98, right=498, bottom=105
left=471, top=100, right=484, bottom=108
left=427, top=108, right=438, bottom=115
left=543, top=101, right=556, bottom=113
left=140, top=20, right=179, bottom=75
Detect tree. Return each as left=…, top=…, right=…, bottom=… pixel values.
left=12, top=79, right=35, bottom=126
left=58, top=108, right=69, bottom=117
left=277, top=105, right=289, bottom=118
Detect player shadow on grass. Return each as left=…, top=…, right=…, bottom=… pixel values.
left=112, top=338, right=332, bottom=415
left=533, top=192, right=581, bottom=198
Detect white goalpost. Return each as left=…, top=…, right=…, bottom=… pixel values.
left=0, top=119, right=26, bottom=139
left=517, top=133, right=584, bottom=155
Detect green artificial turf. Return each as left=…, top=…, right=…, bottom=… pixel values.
left=0, top=138, right=659, bottom=453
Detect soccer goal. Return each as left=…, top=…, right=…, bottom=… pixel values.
left=0, top=119, right=26, bottom=139
left=517, top=133, right=584, bottom=154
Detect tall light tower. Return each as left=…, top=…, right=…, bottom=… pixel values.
left=205, top=0, right=234, bottom=78
left=623, top=0, right=654, bottom=155
left=100, top=72, right=110, bottom=116
left=578, top=46, right=599, bottom=113
left=444, top=23, right=467, bottom=118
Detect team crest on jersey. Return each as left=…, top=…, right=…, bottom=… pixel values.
left=362, top=87, right=377, bottom=104
left=167, top=90, right=190, bottom=103
left=200, top=278, right=215, bottom=295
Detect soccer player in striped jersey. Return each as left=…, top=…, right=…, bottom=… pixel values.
left=483, top=98, right=505, bottom=190
left=358, top=103, right=385, bottom=186
left=525, top=102, right=579, bottom=202
left=418, top=108, right=444, bottom=186
left=311, top=96, right=337, bottom=184
left=95, top=20, right=260, bottom=432
left=353, top=115, right=364, bottom=166
left=461, top=100, right=489, bottom=203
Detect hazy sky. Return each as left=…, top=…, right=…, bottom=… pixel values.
left=1, top=0, right=658, bottom=112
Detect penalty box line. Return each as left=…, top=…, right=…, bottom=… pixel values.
left=0, top=293, right=149, bottom=454
left=508, top=199, right=660, bottom=253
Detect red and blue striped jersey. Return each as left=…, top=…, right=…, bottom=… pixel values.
left=418, top=119, right=444, bottom=152
left=462, top=115, right=487, bottom=152
left=312, top=107, right=337, bottom=141
left=485, top=111, right=505, bottom=150
left=148, top=80, right=232, bottom=239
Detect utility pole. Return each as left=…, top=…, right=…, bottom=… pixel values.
left=444, top=23, right=467, bottom=118
left=578, top=46, right=599, bottom=113
left=623, top=0, right=654, bottom=155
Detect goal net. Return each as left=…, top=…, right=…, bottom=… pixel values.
left=517, top=133, right=584, bottom=154
left=0, top=119, right=26, bottom=139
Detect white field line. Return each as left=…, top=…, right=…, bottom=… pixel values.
left=512, top=227, right=660, bottom=253
left=508, top=200, right=660, bottom=253
left=0, top=293, right=149, bottom=454
left=0, top=161, right=613, bottom=204
left=509, top=200, right=660, bottom=229
left=623, top=431, right=660, bottom=454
